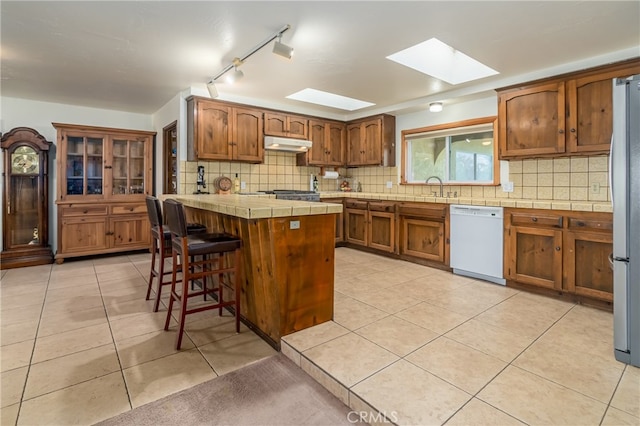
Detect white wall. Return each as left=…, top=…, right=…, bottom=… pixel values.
left=0, top=96, right=153, bottom=254
left=151, top=93, right=182, bottom=195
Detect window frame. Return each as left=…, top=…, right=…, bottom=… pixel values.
left=400, top=116, right=500, bottom=186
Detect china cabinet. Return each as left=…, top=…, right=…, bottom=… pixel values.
left=1, top=127, right=53, bottom=268
left=163, top=121, right=178, bottom=194
left=53, top=123, right=155, bottom=262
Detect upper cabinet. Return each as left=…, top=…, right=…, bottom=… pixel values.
left=54, top=123, right=154, bottom=201
left=297, top=119, right=345, bottom=166
left=346, top=114, right=396, bottom=167
left=264, top=112, right=308, bottom=139
left=187, top=96, right=263, bottom=163
left=497, top=59, right=640, bottom=159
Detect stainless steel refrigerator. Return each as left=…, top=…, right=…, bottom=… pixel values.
left=612, top=74, right=640, bottom=367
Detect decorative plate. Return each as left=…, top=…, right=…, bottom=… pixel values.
left=218, top=176, right=232, bottom=192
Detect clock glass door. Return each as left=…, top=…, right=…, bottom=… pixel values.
left=7, top=167, right=40, bottom=248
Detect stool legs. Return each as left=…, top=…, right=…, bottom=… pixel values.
left=164, top=245, right=241, bottom=350
left=146, top=231, right=171, bottom=313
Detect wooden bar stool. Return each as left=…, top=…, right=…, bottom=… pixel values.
left=144, top=196, right=206, bottom=312
left=162, top=199, right=242, bottom=350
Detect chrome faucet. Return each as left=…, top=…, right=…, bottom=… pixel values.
left=426, top=175, right=443, bottom=197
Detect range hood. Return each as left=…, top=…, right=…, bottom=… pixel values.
left=264, top=136, right=312, bottom=152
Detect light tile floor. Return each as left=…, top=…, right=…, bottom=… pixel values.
left=0, top=252, right=277, bottom=425
left=0, top=248, right=638, bottom=425
left=281, top=248, right=640, bottom=426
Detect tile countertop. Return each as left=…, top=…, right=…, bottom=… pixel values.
left=319, top=191, right=613, bottom=213
left=164, top=194, right=343, bottom=219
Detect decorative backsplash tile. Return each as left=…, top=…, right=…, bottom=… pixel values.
left=179, top=152, right=610, bottom=203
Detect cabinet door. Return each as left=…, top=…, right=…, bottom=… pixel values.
left=60, top=133, right=105, bottom=200
left=369, top=211, right=395, bottom=253
left=307, top=120, right=327, bottom=165
left=264, top=112, right=288, bottom=137
left=323, top=198, right=344, bottom=244
left=346, top=123, right=363, bottom=165
left=498, top=82, right=566, bottom=158
left=362, top=119, right=382, bottom=165
left=287, top=116, right=308, bottom=139
left=326, top=122, right=345, bottom=166
left=345, top=208, right=367, bottom=246
left=564, top=231, right=613, bottom=301
left=506, top=226, right=563, bottom=290
left=197, top=102, right=232, bottom=160
left=110, top=136, right=150, bottom=198
left=59, top=216, right=109, bottom=254
left=566, top=73, right=615, bottom=154
left=400, top=217, right=444, bottom=262
left=232, top=107, right=263, bottom=163
left=110, top=215, right=151, bottom=249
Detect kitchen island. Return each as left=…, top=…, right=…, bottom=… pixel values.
left=165, top=194, right=342, bottom=349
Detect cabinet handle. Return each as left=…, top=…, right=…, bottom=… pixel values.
left=83, top=210, right=88, bottom=214
left=532, top=217, right=538, bottom=222
left=570, top=128, right=576, bottom=133
left=558, top=129, right=564, bottom=134
left=555, top=246, right=561, bottom=251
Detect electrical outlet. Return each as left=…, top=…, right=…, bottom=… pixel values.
left=289, top=220, right=300, bottom=230
left=240, top=181, right=246, bottom=190
left=502, top=182, right=514, bottom=192
left=386, top=181, right=393, bottom=189
left=591, top=182, right=600, bottom=193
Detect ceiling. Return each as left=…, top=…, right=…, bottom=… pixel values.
left=2, top=1, right=639, bottom=120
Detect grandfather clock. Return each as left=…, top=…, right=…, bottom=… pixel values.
left=1, top=127, right=53, bottom=269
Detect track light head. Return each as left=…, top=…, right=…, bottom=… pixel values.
left=273, top=36, right=294, bottom=59
left=206, top=80, right=218, bottom=98
left=225, top=67, right=244, bottom=84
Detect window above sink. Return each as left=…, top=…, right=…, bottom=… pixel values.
left=401, top=116, right=500, bottom=185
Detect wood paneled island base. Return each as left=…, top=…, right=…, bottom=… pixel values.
left=184, top=205, right=336, bottom=349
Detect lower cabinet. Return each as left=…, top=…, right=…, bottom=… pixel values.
left=398, top=203, right=448, bottom=265
left=504, top=208, right=613, bottom=302
left=344, top=199, right=395, bottom=253
left=56, top=202, right=151, bottom=262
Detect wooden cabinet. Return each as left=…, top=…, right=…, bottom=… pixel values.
left=398, top=203, right=448, bottom=265
left=564, top=214, right=613, bottom=302
left=297, top=120, right=345, bottom=166
left=344, top=199, right=395, bottom=252
left=497, top=59, right=640, bottom=159
left=322, top=198, right=344, bottom=244
left=264, top=112, right=308, bottom=139
left=163, top=121, right=177, bottom=194
left=187, top=96, right=263, bottom=163
left=346, top=114, right=396, bottom=167
left=53, top=123, right=155, bottom=263
left=504, top=208, right=613, bottom=302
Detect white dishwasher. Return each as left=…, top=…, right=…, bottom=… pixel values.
left=450, top=205, right=505, bottom=285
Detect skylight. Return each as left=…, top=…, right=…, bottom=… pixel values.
left=286, top=88, right=375, bottom=111
left=386, top=38, right=499, bottom=85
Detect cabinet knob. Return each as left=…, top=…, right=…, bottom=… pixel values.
left=555, top=246, right=561, bottom=251
left=532, top=217, right=538, bottom=222
left=570, top=128, right=576, bottom=133
left=558, top=129, right=564, bottom=134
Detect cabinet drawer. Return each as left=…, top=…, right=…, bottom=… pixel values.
left=61, top=205, right=108, bottom=217
left=111, top=204, right=147, bottom=215
left=368, top=202, right=395, bottom=213
left=398, top=204, right=446, bottom=220
left=510, top=212, right=563, bottom=228
left=345, top=199, right=368, bottom=210
left=568, top=217, right=613, bottom=232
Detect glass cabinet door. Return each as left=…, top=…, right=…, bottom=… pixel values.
left=65, top=136, right=103, bottom=196
left=112, top=138, right=146, bottom=195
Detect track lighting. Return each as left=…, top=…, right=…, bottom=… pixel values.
left=429, top=102, right=443, bottom=112
left=206, top=24, right=292, bottom=92
left=206, top=80, right=218, bottom=98
left=273, top=35, right=294, bottom=59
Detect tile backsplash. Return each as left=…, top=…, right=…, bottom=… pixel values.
left=180, top=152, right=610, bottom=203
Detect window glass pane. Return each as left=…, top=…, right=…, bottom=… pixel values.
left=407, top=137, right=446, bottom=182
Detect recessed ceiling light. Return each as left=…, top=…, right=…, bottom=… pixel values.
left=386, top=37, right=499, bottom=85
left=286, top=88, right=375, bottom=111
